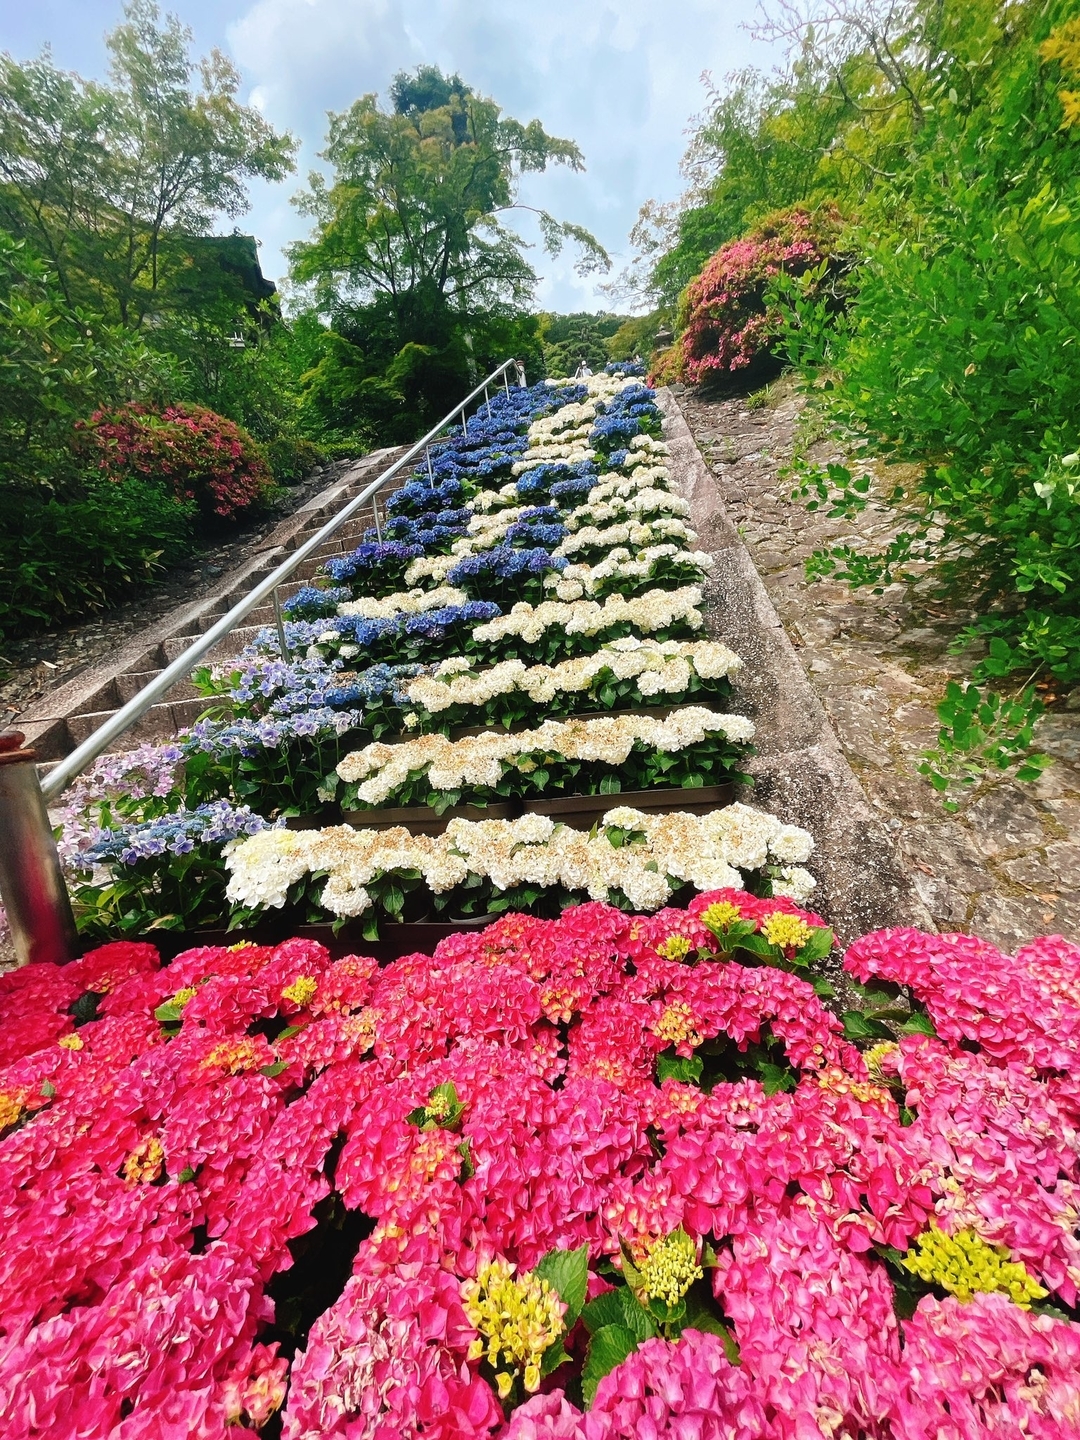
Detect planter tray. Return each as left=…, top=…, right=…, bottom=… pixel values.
left=341, top=800, right=521, bottom=836
left=523, top=782, right=736, bottom=830
left=143, top=915, right=502, bottom=964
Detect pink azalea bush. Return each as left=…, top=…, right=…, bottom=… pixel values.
left=1, top=896, right=1079, bottom=1437
left=657, top=205, right=846, bottom=386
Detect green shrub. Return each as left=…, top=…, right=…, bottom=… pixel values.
left=771, top=8, right=1080, bottom=684
left=0, top=478, right=196, bottom=640
left=263, top=434, right=323, bottom=485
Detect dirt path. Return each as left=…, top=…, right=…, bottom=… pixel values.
left=675, top=376, right=1080, bottom=951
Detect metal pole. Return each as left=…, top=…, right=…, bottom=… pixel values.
left=371, top=487, right=383, bottom=542
left=503, top=369, right=510, bottom=397
left=425, top=447, right=435, bottom=489
left=484, top=385, right=491, bottom=419
left=272, top=587, right=290, bottom=660
left=0, top=734, right=77, bottom=965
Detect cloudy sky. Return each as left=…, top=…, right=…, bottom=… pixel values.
left=1, top=0, right=778, bottom=311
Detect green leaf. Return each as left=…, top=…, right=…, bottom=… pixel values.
left=275, top=1023, right=305, bottom=1042
left=534, top=1243, right=590, bottom=1327
left=40, top=1079, right=56, bottom=1099
left=897, top=1011, right=937, bottom=1036
left=756, top=1059, right=797, bottom=1095
left=799, top=926, right=835, bottom=963
left=153, top=1000, right=185, bottom=1024
left=540, top=1339, right=573, bottom=1377
left=581, top=1289, right=626, bottom=1334
left=259, top=1060, right=287, bottom=1078
left=657, top=1051, right=703, bottom=1085
left=176, top=1166, right=196, bottom=1184
left=842, top=1010, right=893, bottom=1041
left=582, top=1324, right=639, bottom=1408
left=582, top=1288, right=657, bottom=1342
left=683, top=1291, right=739, bottom=1357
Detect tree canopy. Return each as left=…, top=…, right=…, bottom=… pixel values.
left=290, top=66, right=609, bottom=322
left=0, top=0, right=295, bottom=327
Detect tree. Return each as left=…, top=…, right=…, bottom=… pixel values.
left=290, top=66, right=608, bottom=328
left=0, top=0, right=295, bottom=328
left=288, top=66, right=607, bottom=439
left=607, top=56, right=857, bottom=313
left=0, top=228, right=163, bottom=497
left=539, top=312, right=626, bottom=378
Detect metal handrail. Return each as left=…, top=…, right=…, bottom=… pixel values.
left=38, top=358, right=519, bottom=802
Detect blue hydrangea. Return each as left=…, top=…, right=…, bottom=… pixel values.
left=281, top=585, right=351, bottom=619
left=447, top=546, right=567, bottom=591
left=322, top=542, right=424, bottom=584
left=84, top=800, right=276, bottom=866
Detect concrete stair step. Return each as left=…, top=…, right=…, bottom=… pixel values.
left=161, top=626, right=265, bottom=664
left=64, top=695, right=207, bottom=749
left=114, top=671, right=201, bottom=704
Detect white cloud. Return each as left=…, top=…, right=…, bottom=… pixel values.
left=226, top=0, right=775, bottom=309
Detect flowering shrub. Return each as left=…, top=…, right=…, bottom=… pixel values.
left=662, top=205, right=846, bottom=385
left=81, top=402, right=275, bottom=521
left=224, top=805, right=815, bottom=930
left=337, top=708, right=754, bottom=814
left=74, top=801, right=277, bottom=939
left=401, top=639, right=742, bottom=731
left=2, top=907, right=1079, bottom=1435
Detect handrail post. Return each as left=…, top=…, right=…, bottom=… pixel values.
left=425, top=447, right=435, bottom=488
left=272, top=587, right=290, bottom=660
left=0, top=733, right=77, bottom=965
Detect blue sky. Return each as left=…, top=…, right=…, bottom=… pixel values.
left=0, top=0, right=774, bottom=312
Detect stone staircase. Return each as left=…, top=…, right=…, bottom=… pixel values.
left=19, top=446, right=408, bottom=771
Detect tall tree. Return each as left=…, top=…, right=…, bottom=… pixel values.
left=289, top=66, right=609, bottom=329
left=0, top=0, right=295, bottom=327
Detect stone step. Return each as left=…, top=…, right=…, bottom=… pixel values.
left=64, top=696, right=207, bottom=749
left=161, top=626, right=265, bottom=665
left=115, top=671, right=201, bottom=704
left=14, top=444, right=416, bottom=770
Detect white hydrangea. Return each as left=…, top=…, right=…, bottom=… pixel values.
left=546, top=547, right=714, bottom=601
left=336, top=585, right=467, bottom=620
left=403, top=639, right=742, bottom=716
left=336, top=706, right=753, bottom=806
left=469, top=587, right=704, bottom=646
left=224, top=801, right=815, bottom=920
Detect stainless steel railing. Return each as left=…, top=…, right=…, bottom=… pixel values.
left=0, top=358, right=522, bottom=965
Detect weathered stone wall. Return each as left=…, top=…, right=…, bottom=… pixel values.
left=668, top=379, right=1080, bottom=952
left=661, top=388, right=933, bottom=946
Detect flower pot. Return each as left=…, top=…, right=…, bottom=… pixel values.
left=522, top=782, right=736, bottom=830
left=283, top=811, right=341, bottom=831
left=340, top=800, right=521, bottom=836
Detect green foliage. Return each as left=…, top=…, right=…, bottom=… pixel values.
left=288, top=65, right=601, bottom=437
left=0, top=475, right=195, bottom=640
left=918, top=681, right=1050, bottom=811
left=606, top=311, right=661, bottom=364
left=0, top=0, right=295, bottom=329
left=291, top=66, right=606, bottom=315
left=539, top=311, right=625, bottom=378
left=0, top=229, right=165, bottom=497
left=770, top=1, right=1080, bottom=682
